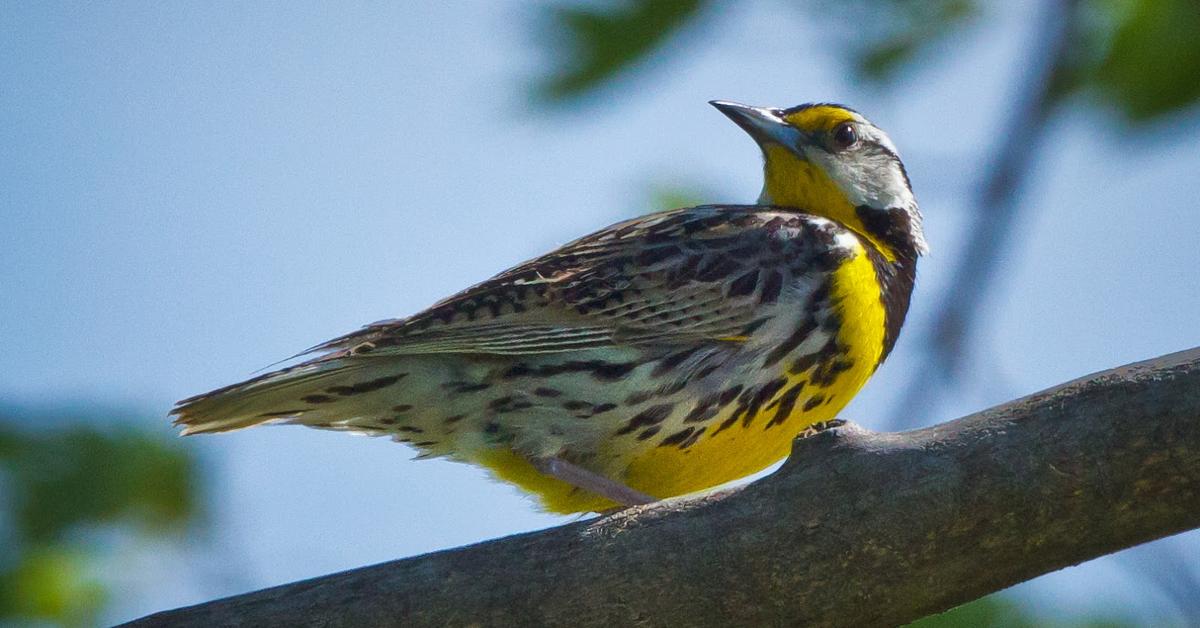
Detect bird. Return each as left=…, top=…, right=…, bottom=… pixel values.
left=172, top=100, right=927, bottom=514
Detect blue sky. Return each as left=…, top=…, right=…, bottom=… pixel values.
left=3, top=2, right=1198, bottom=624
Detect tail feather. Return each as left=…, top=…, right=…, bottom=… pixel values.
left=171, top=357, right=412, bottom=435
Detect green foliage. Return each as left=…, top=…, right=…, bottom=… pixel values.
left=534, top=0, right=708, bottom=102
left=813, top=0, right=979, bottom=82
left=0, top=547, right=107, bottom=628
left=646, top=182, right=711, bottom=213
left=1087, top=0, right=1200, bottom=121
left=908, top=595, right=1042, bottom=628
left=531, top=0, right=1200, bottom=124
left=909, top=594, right=1134, bottom=627
left=0, top=408, right=202, bottom=627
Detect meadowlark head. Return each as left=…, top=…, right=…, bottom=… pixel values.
left=712, top=100, right=928, bottom=259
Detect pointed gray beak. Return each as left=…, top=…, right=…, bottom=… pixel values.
left=710, top=100, right=807, bottom=151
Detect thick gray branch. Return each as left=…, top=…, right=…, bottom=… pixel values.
left=127, top=348, right=1200, bottom=627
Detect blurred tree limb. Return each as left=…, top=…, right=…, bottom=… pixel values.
left=887, top=0, right=1082, bottom=427
left=125, top=347, right=1200, bottom=627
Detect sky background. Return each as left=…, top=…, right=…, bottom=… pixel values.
left=2, top=1, right=1199, bottom=625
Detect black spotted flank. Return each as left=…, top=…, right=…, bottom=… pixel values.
left=713, top=413, right=740, bottom=436
left=810, top=357, right=855, bottom=386
left=682, top=384, right=738, bottom=424
left=502, top=363, right=533, bottom=378
left=616, top=403, right=674, bottom=435
left=741, top=378, right=786, bottom=428
left=326, top=374, right=406, bottom=397
left=652, top=347, right=700, bottom=378
left=442, top=381, right=491, bottom=393
left=302, top=394, right=334, bottom=404
left=765, top=382, right=805, bottom=429
left=762, top=318, right=818, bottom=369
left=637, top=426, right=662, bottom=441
left=656, top=379, right=688, bottom=396
left=683, top=401, right=719, bottom=424
left=592, top=362, right=637, bottom=381
left=502, top=360, right=636, bottom=382
left=625, top=390, right=655, bottom=406
left=790, top=352, right=819, bottom=375
left=659, top=427, right=695, bottom=448
left=489, top=396, right=534, bottom=413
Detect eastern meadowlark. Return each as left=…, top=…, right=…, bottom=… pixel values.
left=173, top=101, right=927, bottom=513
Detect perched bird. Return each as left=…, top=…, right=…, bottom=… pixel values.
left=173, top=101, right=927, bottom=514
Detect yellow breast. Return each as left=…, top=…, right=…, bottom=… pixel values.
left=621, top=243, right=885, bottom=500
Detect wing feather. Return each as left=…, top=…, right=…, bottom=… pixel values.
left=308, top=206, right=845, bottom=358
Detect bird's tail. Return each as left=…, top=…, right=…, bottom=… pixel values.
left=171, top=357, right=415, bottom=435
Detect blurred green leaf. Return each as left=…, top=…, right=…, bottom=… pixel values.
left=839, top=0, right=979, bottom=82
left=0, top=408, right=204, bottom=625
left=909, top=595, right=1041, bottom=627
left=530, top=0, right=1200, bottom=126
left=647, top=182, right=710, bottom=213
left=0, top=424, right=198, bottom=542
left=1091, top=0, right=1200, bottom=121
left=0, top=546, right=106, bottom=628
left=909, top=594, right=1136, bottom=627
left=535, top=0, right=708, bottom=102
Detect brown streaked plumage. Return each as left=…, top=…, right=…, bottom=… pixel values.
left=173, top=101, right=926, bottom=513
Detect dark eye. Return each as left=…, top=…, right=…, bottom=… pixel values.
left=833, top=123, right=858, bottom=149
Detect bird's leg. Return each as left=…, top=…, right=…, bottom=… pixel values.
left=797, top=418, right=847, bottom=439
left=530, top=456, right=655, bottom=508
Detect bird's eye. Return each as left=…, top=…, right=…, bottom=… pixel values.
left=833, top=123, right=858, bottom=150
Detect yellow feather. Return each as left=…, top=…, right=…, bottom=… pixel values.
left=782, top=105, right=859, bottom=133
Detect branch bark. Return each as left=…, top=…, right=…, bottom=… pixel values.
left=126, top=348, right=1200, bottom=627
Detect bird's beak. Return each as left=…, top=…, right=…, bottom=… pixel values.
left=710, top=100, right=807, bottom=153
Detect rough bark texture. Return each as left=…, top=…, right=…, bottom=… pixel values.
left=126, top=348, right=1200, bottom=627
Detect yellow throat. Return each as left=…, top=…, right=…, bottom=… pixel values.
left=759, top=106, right=899, bottom=261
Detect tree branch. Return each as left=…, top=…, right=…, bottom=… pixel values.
left=126, top=347, right=1200, bottom=627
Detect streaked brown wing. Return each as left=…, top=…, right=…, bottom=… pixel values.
left=308, top=205, right=844, bottom=357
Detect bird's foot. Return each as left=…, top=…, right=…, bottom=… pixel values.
left=798, top=418, right=847, bottom=439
